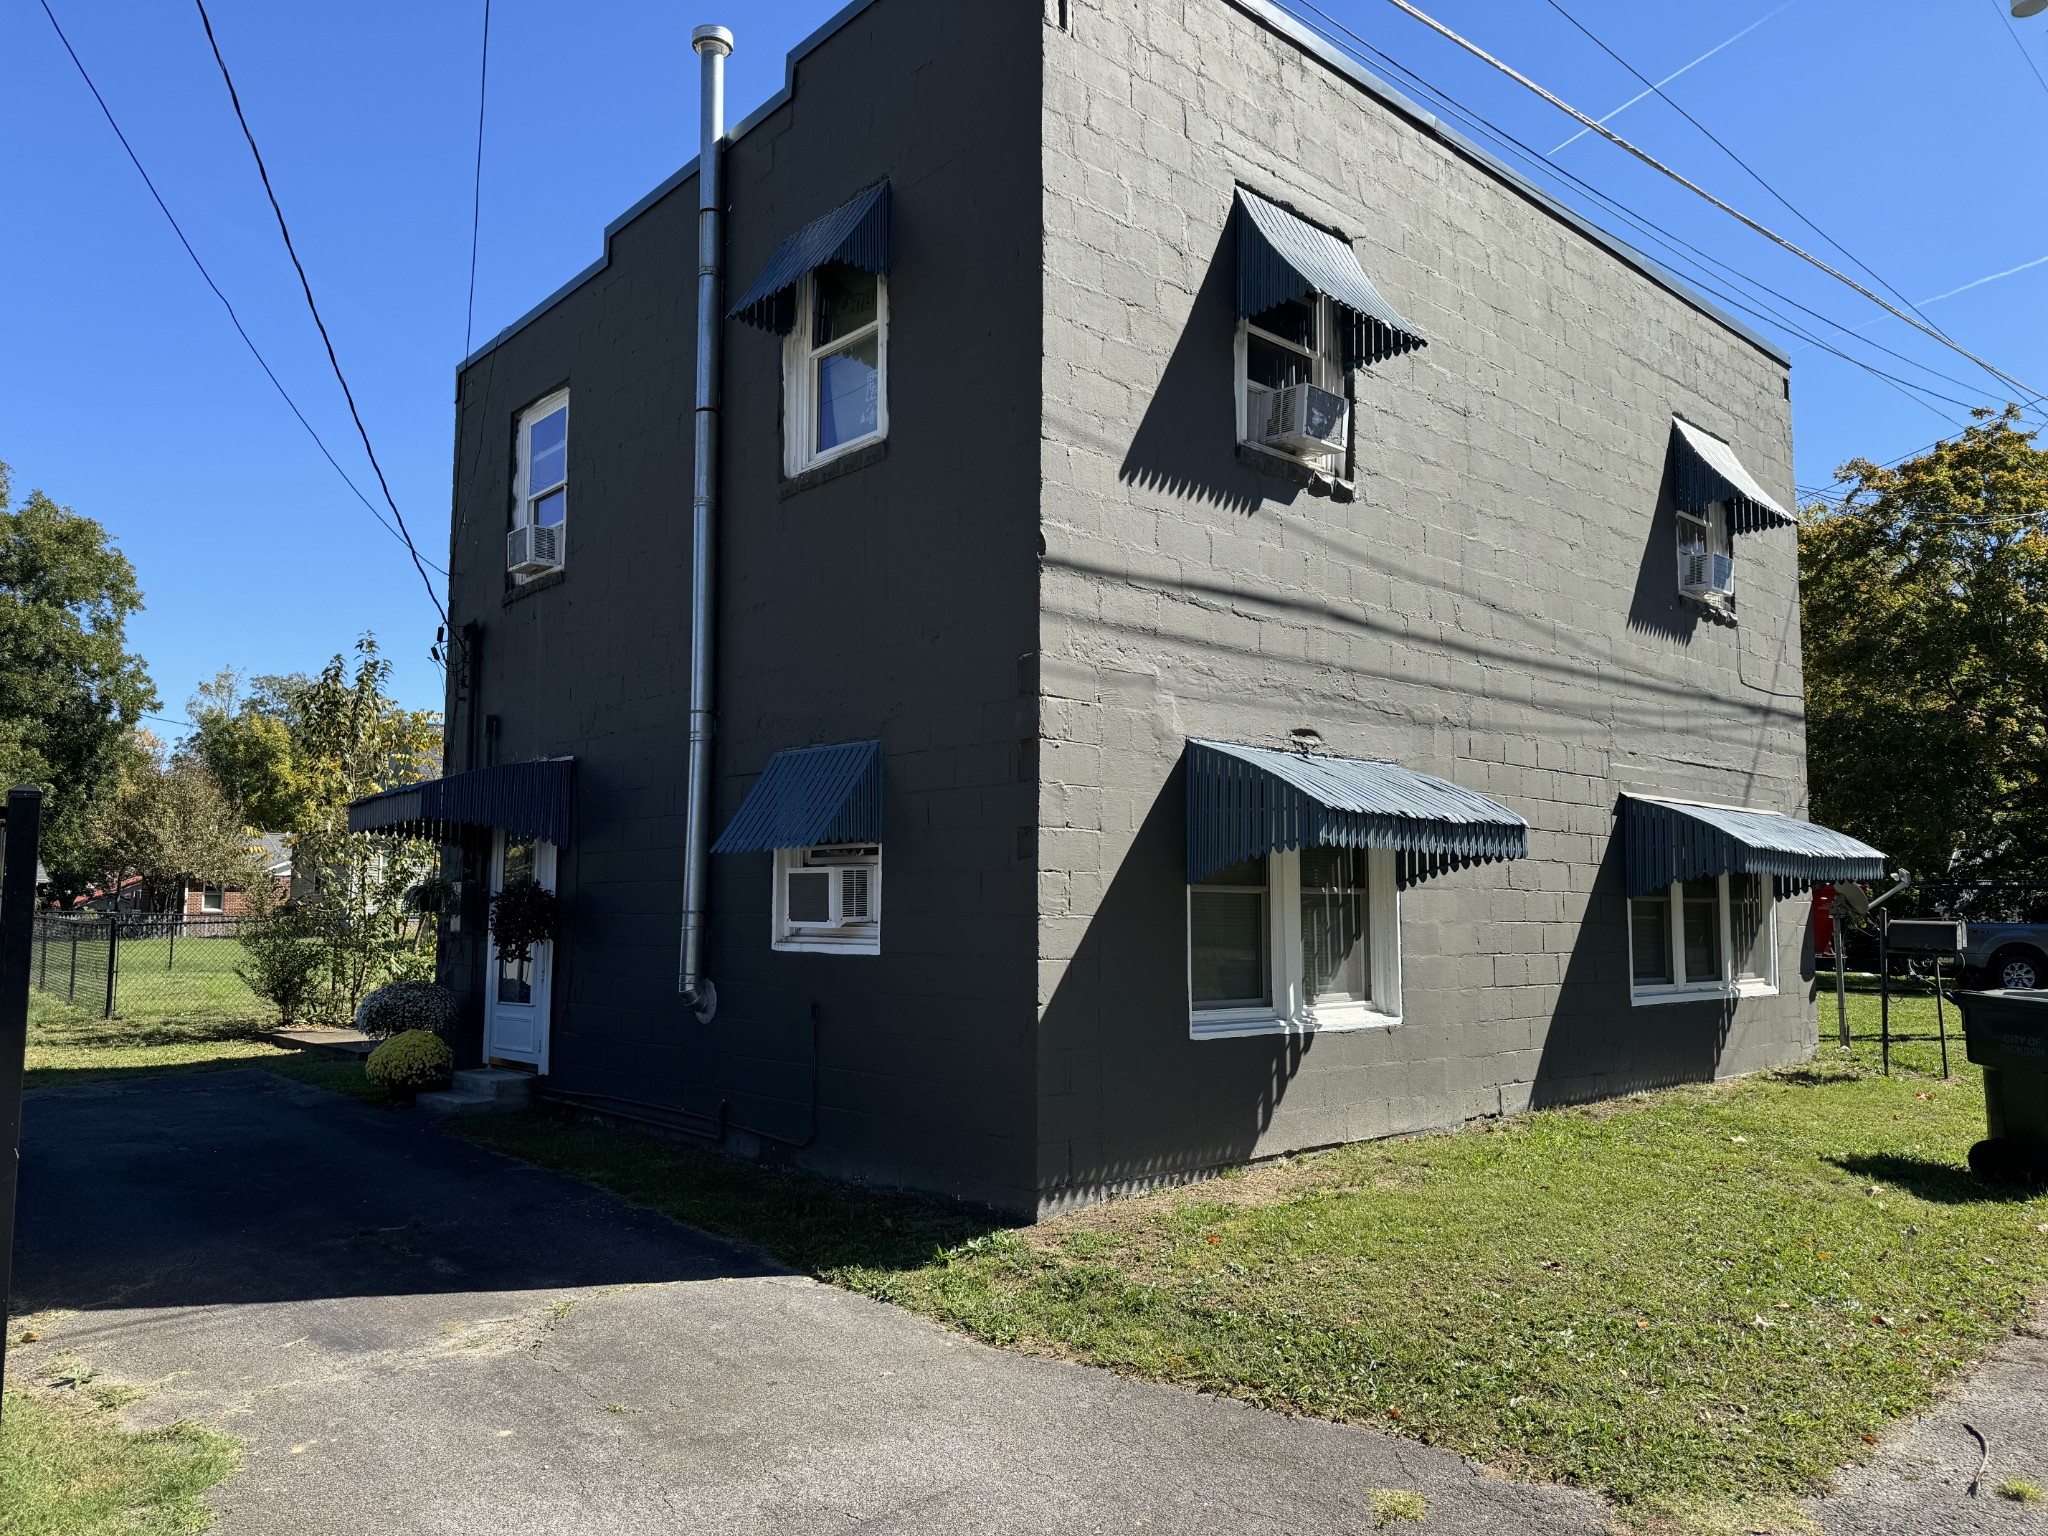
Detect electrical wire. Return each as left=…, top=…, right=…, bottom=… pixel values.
left=1284, top=1, right=1998, bottom=422
left=1994, top=0, right=2048, bottom=103
left=191, top=0, right=449, bottom=631
left=1371, top=0, right=2042, bottom=401
left=1539, top=0, right=1946, bottom=339
left=462, top=0, right=492, bottom=362
left=31, top=0, right=444, bottom=578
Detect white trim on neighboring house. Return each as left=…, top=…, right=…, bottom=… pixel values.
left=782, top=269, right=888, bottom=476
left=1629, top=871, right=1778, bottom=1007
left=1187, top=846, right=1402, bottom=1039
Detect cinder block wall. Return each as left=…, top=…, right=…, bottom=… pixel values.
left=1033, top=0, right=1810, bottom=1210
left=444, top=0, right=1044, bottom=1212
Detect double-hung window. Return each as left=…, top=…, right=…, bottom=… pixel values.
left=1189, top=847, right=1400, bottom=1037
left=784, top=262, right=887, bottom=476
left=1235, top=294, right=1345, bottom=475
left=509, top=391, right=569, bottom=579
left=1629, top=872, right=1777, bottom=1003
left=1676, top=497, right=1734, bottom=600
left=200, top=885, right=225, bottom=913
left=773, top=843, right=882, bottom=955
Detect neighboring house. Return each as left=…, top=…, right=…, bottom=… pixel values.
left=179, top=833, right=294, bottom=918
left=351, top=0, right=1886, bottom=1216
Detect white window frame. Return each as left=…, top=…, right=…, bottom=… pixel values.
left=513, top=390, right=569, bottom=575
left=1676, top=497, right=1734, bottom=597
left=1629, top=872, right=1778, bottom=1006
left=772, top=843, right=882, bottom=955
left=199, top=885, right=225, bottom=913
left=783, top=267, right=889, bottom=477
left=1234, top=292, right=1344, bottom=474
left=1188, top=846, right=1401, bottom=1039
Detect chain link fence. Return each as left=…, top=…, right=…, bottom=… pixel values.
left=30, top=913, right=268, bottom=1022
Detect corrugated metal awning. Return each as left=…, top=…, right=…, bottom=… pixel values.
left=1670, top=418, right=1794, bottom=534
left=712, top=739, right=883, bottom=853
left=348, top=759, right=575, bottom=846
left=1622, top=795, right=1884, bottom=899
left=1185, top=739, right=1527, bottom=888
left=728, top=182, right=891, bottom=335
left=1235, top=186, right=1426, bottom=369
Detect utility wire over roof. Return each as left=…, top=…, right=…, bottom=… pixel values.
left=1235, top=187, right=1426, bottom=369
left=1185, top=739, right=1526, bottom=887
left=1669, top=418, right=1794, bottom=534
left=729, top=182, right=891, bottom=334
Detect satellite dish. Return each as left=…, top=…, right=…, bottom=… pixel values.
left=1836, top=882, right=1870, bottom=918
left=2018, top=0, right=2048, bottom=16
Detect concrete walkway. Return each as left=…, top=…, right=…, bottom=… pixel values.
left=8, top=1070, right=2045, bottom=1535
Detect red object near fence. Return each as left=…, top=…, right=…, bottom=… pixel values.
left=1813, top=884, right=1837, bottom=961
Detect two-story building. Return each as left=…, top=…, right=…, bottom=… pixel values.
left=351, top=0, right=1886, bottom=1215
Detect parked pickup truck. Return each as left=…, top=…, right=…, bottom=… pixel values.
left=1963, top=923, right=2048, bottom=991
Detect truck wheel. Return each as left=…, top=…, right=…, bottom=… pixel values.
left=1989, top=947, right=2046, bottom=991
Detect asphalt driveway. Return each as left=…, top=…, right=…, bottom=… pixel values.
left=11, top=1071, right=2047, bottom=1535
left=10, top=1070, right=1608, bottom=1536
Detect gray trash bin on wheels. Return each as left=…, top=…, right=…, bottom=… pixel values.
left=1956, top=989, right=2048, bottom=1185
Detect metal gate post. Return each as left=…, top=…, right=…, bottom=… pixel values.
left=1832, top=898, right=1849, bottom=1048
left=69, top=925, right=78, bottom=1002
left=105, top=920, right=119, bottom=1020
left=1879, top=909, right=1891, bottom=1077
left=1, top=785, right=48, bottom=1423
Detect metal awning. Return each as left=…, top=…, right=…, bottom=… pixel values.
left=712, top=739, right=883, bottom=853
left=1235, top=186, right=1426, bottom=369
left=1622, top=795, right=1884, bottom=898
left=1185, top=739, right=1526, bottom=888
left=1670, top=418, right=1794, bottom=534
left=348, top=759, right=575, bottom=846
left=728, top=182, right=891, bottom=335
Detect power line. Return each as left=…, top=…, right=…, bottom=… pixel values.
left=462, top=0, right=492, bottom=361
left=191, top=0, right=449, bottom=631
left=1284, top=1, right=2002, bottom=423
left=1994, top=0, right=2048, bottom=103
left=1539, top=0, right=1945, bottom=339
left=31, top=0, right=444, bottom=578
left=1373, top=0, right=2042, bottom=400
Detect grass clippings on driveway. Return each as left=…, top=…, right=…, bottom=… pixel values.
left=456, top=983, right=2048, bottom=1531
left=0, top=1386, right=240, bottom=1536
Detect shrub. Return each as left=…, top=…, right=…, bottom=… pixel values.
left=364, top=1029, right=452, bottom=1094
left=235, top=909, right=325, bottom=1026
left=354, top=980, right=457, bottom=1040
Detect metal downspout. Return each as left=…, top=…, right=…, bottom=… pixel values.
left=679, top=22, right=730, bottom=1023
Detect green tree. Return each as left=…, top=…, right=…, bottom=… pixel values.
left=185, top=668, right=307, bottom=831
left=0, top=462, right=159, bottom=894
left=1801, top=407, right=2048, bottom=893
left=72, top=734, right=266, bottom=910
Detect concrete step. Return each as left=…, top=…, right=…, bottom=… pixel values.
left=419, top=1067, right=534, bottom=1117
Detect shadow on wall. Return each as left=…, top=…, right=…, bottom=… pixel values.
left=1119, top=220, right=1300, bottom=518
left=1531, top=823, right=1735, bottom=1108
left=1038, top=766, right=1313, bottom=1204
left=1624, top=477, right=1704, bottom=645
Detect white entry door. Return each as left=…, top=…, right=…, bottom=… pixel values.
left=483, top=832, right=555, bottom=1071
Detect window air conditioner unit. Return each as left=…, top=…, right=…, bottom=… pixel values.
left=1680, top=549, right=1735, bottom=599
left=785, top=862, right=876, bottom=927
left=507, top=522, right=563, bottom=577
left=1248, top=381, right=1348, bottom=457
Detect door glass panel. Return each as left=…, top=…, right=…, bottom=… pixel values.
left=1300, top=847, right=1370, bottom=1004
left=496, top=838, right=540, bottom=1004
left=1631, top=895, right=1673, bottom=985
left=1682, top=877, right=1722, bottom=983
left=1190, top=856, right=1267, bottom=1008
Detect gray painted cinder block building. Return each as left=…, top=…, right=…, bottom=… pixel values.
left=351, top=0, right=1887, bottom=1216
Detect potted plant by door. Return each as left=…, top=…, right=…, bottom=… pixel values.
left=488, top=877, right=562, bottom=966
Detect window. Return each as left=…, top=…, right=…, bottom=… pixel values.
left=1677, top=498, right=1733, bottom=599
left=510, top=391, right=568, bottom=578
left=1189, top=847, right=1400, bottom=1037
left=1235, top=294, right=1346, bottom=474
left=773, top=843, right=881, bottom=954
left=1628, top=873, right=1777, bottom=1004
left=200, top=885, right=225, bottom=913
left=784, top=263, right=887, bottom=475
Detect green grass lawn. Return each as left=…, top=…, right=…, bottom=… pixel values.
left=0, top=1388, right=240, bottom=1536
left=455, top=979, right=2048, bottom=1533
left=105, top=935, right=271, bottom=1028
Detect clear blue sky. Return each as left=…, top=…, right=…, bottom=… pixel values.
left=7, top=0, right=2045, bottom=724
